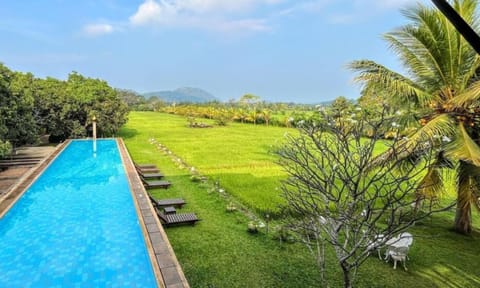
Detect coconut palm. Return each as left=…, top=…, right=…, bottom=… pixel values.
left=350, top=0, right=480, bottom=234
left=261, top=109, right=272, bottom=126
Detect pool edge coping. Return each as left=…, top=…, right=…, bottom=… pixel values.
left=116, top=138, right=190, bottom=288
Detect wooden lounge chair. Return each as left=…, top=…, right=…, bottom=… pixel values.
left=2, top=155, right=44, bottom=160
left=0, top=160, right=40, bottom=167
left=135, top=163, right=157, bottom=169
left=135, top=164, right=164, bottom=180
left=142, top=179, right=171, bottom=189
left=141, top=173, right=164, bottom=179
left=139, top=167, right=160, bottom=173
left=0, top=158, right=41, bottom=164
left=155, top=209, right=200, bottom=227
left=134, top=163, right=161, bottom=173
left=139, top=171, right=164, bottom=179
left=148, top=194, right=186, bottom=208
left=136, top=165, right=160, bottom=173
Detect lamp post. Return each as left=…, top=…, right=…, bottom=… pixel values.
left=92, top=115, right=97, bottom=140
left=92, top=115, right=97, bottom=153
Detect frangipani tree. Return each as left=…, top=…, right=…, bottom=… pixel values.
left=350, top=0, right=480, bottom=234
left=276, top=106, right=453, bottom=288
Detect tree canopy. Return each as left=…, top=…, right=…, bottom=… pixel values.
left=0, top=63, right=128, bottom=154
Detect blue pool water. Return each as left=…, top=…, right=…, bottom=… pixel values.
left=0, top=139, right=157, bottom=287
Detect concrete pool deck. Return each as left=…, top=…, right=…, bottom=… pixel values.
left=0, top=139, right=189, bottom=288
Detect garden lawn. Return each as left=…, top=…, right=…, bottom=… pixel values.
left=120, top=111, right=480, bottom=288
left=123, top=111, right=290, bottom=215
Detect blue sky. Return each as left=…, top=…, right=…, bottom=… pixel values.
left=0, top=0, right=429, bottom=103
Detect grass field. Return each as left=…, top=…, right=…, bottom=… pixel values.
left=122, top=111, right=290, bottom=215
left=120, top=111, right=480, bottom=288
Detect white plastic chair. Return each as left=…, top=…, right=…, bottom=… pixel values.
left=367, top=234, right=385, bottom=259
left=384, top=232, right=413, bottom=269
left=387, top=246, right=409, bottom=271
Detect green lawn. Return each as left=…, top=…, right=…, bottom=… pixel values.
left=123, top=111, right=290, bottom=215
left=120, top=111, right=480, bottom=288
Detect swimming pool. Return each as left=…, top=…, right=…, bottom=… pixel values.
left=0, top=139, right=157, bottom=287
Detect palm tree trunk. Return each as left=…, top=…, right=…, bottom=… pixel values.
left=453, top=161, right=473, bottom=234
left=454, top=200, right=472, bottom=234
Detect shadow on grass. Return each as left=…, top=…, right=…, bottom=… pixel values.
left=118, top=127, right=139, bottom=139
left=415, top=263, right=480, bottom=288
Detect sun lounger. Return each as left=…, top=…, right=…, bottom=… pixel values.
left=139, top=167, right=160, bottom=173
left=2, top=155, right=44, bottom=160
left=135, top=165, right=160, bottom=173
left=135, top=163, right=159, bottom=172
left=135, top=163, right=157, bottom=169
left=0, top=158, right=41, bottom=163
left=139, top=172, right=164, bottom=179
left=155, top=209, right=200, bottom=227
left=148, top=195, right=186, bottom=208
left=142, top=179, right=171, bottom=189
left=0, top=160, right=40, bottom=167
left=134, top=163, right=163, bottom=178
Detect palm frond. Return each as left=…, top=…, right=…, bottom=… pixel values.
left=369, top=114, right=455, bottom=168
left=349, top=60, right=432, bottom=106
left=383, top=32, right=437, bottom=84
left=417, top=167, right=444, bottom=200
left=447, top=80, right=480, bottom=109
left=406, top=113, right=456, bottom=144
left=446, top=122, right=480, bottom=166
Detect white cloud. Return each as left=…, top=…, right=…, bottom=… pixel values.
left=273, top=0, right=331, bottom=17
left=83, top=24, right=114, bottom=36
left=128, top=0, right=281, bottom=33
left=212, top=18, right=270, bottom=32
left=368, top=0, right=418, bottom=9
left=177, top=0, right=283, bottom=13
left=129, top=0, right=177, bottom=26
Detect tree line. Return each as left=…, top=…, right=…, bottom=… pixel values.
left=0, top=63, right=128, bottom=156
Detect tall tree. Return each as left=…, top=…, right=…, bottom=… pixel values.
left=0, top=64, right=12, bottom=156
left=239, top=93, right=261, bottom=108
left=0, top=67, right=38, bottom=148
left=7, top=72, right=39, bottom=146
left=34, top=77, right=67, bottom=137
left=350, top=0, right=480, bottom=234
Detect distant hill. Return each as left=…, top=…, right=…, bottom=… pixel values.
left=142, top=87, right=218, bottom=103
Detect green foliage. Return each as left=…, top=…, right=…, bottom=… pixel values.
left=0, top=140, right=11, bottom=157
left=0, top=63, right=128, bottom=145
left=350, top=0, right=480, bottom=234
left=0, top=66, right=39, bottom=146
left=159, top=101, right=318, bottom=128
left=116, top=89, right=146, bottom=110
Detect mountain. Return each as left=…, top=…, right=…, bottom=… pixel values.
left=142, top=87, right=218, bottom=103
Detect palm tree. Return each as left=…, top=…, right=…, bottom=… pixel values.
left=350, top=0, right=480, bottom=234
left=246, top=109, right=259, bottom=125
left=233, top=108, right=247, bottom=123
left=261, top=109, right=272, bottom=126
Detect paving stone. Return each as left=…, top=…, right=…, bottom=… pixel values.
left=149, top=232, right=165, bottom=245
left=156, top=254, right=176, bottom=268
left=162, top=267, right=183, bottom=287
